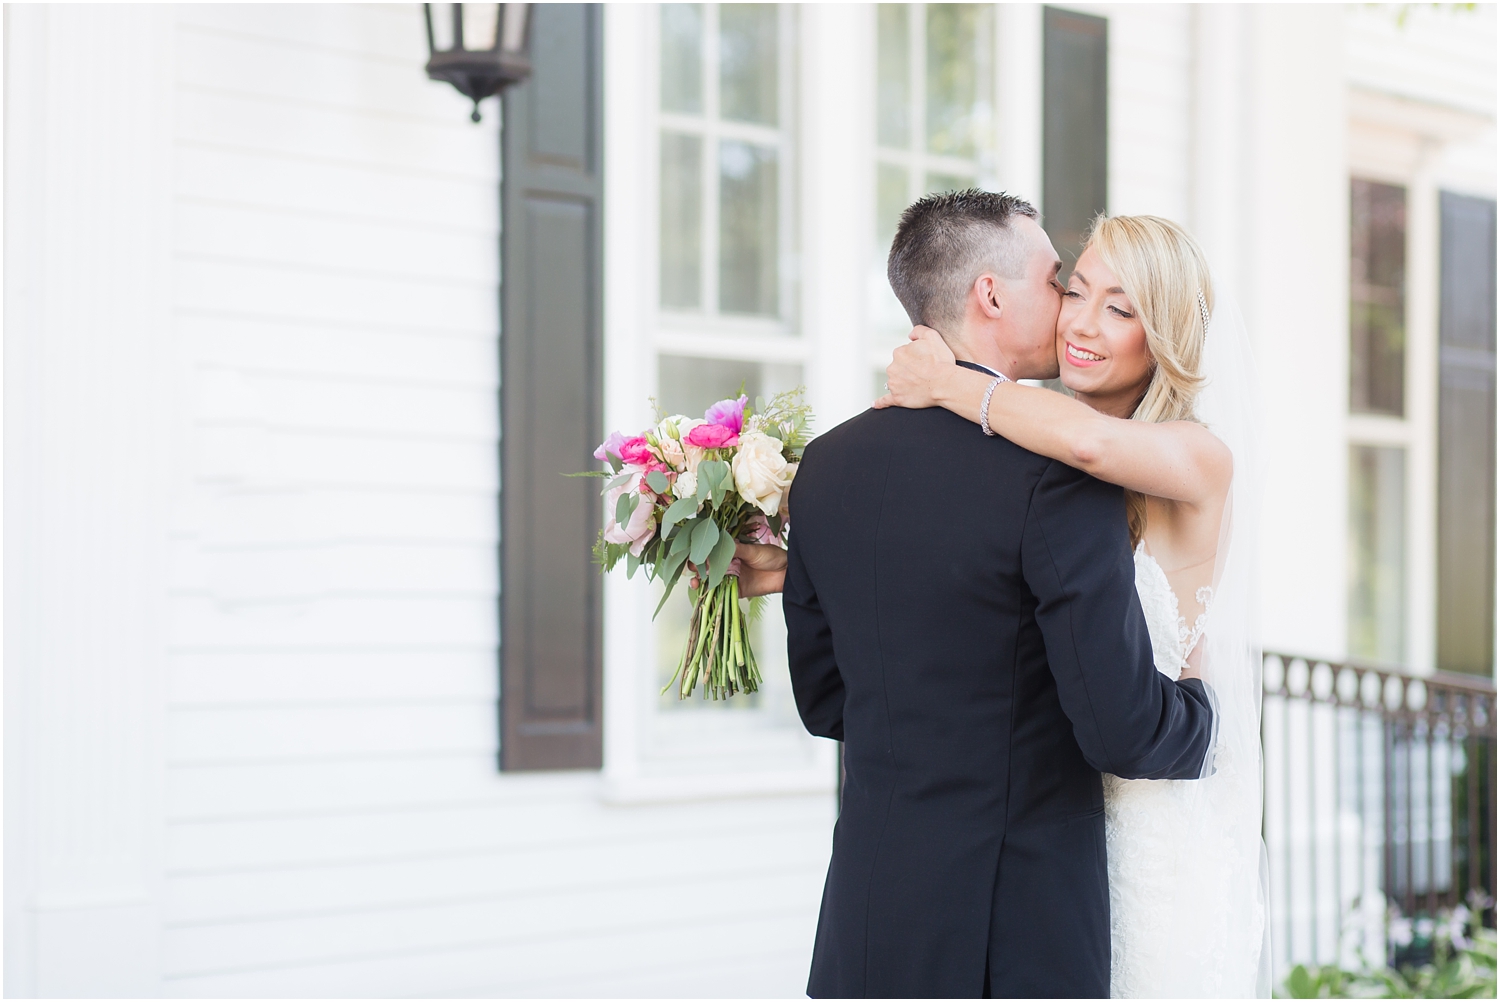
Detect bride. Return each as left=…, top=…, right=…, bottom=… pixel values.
left=880, top=214, right=1269, bottom=998
left=737, top=214, right=1270, bottom=997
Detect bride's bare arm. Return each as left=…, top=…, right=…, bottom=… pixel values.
left=874, top=327, right=1231, bottom=507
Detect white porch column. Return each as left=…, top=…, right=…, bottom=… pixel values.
left=800, top=4, right=875, bottom=432
left=996, top=3, right=1043, bottom=204
left=3, top=6, right=175, bottom=995
left=1190, top=3, right=1247, bottom=296
left=1242, top=4, right=1349, bottom=661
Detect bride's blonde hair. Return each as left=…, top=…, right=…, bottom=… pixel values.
left=1082, top=214, right=1214, bottom=545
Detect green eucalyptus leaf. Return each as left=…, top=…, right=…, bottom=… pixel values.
left=689, top=517, right=719, bottom=565
left=626, top=552, right=641, bottom=579
left=695, top=461, right=726, bottom=503
left=653, top=559, right=687, bottom=618
left=614, top=491, right=637, bottom=527
left=646, top=470, right=669, bottom=495
left=705, top=523, right=738, bottom=592
left=670, top=518, right=697, bottom=557
left=662, top=495, right=699, bottom=529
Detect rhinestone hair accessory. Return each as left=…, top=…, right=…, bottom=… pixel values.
left=1196, top=290, right=1211, bottom=340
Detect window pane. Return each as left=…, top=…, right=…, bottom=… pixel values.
left=660, top=4, right=703, bottom=114
left=719, top=140, right=779, bottom=316
left=877, top=4, right=911, bottom=149
left=1350, top=179, right=1406, bottom=416
left=657, top=355, right=801, bottom=421
left=1436, top=191, right=1497, bottom=674
left=720, top=4, right=778, bottom=125
left=925, top=171, right=974, bottom=196
left=876, top=162, right=909, bottom=255
left=660, top=132, right=702, bottom=309
left=925, top=4, right=994, bottom=158
left=1042, top=7, right=1108, bottom=271
left=1349, top=444, right=1406, bottom=664
left=654, top=355, right=802, bottom=713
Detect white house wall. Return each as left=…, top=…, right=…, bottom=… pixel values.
left=6, top=5, right=831, bottom=997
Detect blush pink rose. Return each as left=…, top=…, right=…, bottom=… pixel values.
left=684, top=423, right=739, bottom=450
left=742, top=513, right=778, bottom=545
left=603, top=477, right=656, bottom=556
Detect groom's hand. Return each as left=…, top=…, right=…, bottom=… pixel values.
left=686, top=542, right=787, bottom=597
left=731, top=542, right=787, bottom=597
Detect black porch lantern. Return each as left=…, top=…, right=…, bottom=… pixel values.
left=424, top=3, right=532, bottom=122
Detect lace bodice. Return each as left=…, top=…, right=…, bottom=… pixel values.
left=1132, top=542, right=1212, bottom=680
left=1102, top=545, right=1236, bottom=997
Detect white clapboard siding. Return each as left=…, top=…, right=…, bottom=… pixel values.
left=1099, top=3, right=1193, bottom=220
left=162, top=5, right=832, bottom=996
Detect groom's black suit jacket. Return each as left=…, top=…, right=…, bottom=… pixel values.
left=785, top=405, right=1214, bottom=999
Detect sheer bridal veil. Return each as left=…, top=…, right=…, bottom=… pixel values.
left=1177, top=292, right=1274, bottom=997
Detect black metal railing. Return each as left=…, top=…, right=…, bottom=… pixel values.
left=1262, top=653, right=1496, bottom=971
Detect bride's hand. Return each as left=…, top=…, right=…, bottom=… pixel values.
left=873, top=326, right=958, bottom=409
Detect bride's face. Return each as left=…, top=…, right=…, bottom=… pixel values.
left=1055, top=247, right=1154, bottom=416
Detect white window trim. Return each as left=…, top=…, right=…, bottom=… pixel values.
left=1346, top=87, right=1485, bottom=675
left=602, top=4, right=841, bottom=803
left=868, top=5, right=1028, bottom=374
left=653, top=3, right=800, bottom=349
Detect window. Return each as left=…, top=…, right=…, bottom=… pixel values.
left=871, top=3, right=997, bottom=390
left=1349, top=444, right=1407, bottom=664
left=1042, top=6, right=1107, bottom=271
left=1436, top=192, right=1497, bottom=675
left=1350, top=179, right=1407, bottom=417
left=1345, top=178, right=1410, bottom=668
left=653, top=3, right=801, bottom=717
left=658, top=3, right=792, bottom=326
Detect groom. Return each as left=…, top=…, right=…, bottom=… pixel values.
left=738, top=191, right=1214, bottom=998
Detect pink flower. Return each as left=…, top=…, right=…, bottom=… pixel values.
left=742, top=513, right=778, bottom=545
left=593, top=431, right=628, bottom=463
left=705, top=395, right=748, bottom=434
left=603, top=476, right=656, bottom=557
left=617, top=436, right=656, bottom=467
left=684, top=423, right=739, bottom=450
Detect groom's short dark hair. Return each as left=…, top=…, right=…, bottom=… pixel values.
left=887, top=189, right=1039, bottom=334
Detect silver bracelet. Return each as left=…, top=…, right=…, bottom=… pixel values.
left=979, top=374, right=1008, bottom=436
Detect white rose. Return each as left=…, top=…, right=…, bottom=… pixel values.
left=732, top=432, right=794, bottom=516
left=658, top=434, right=687, bottom=471
left=674, top=469, right=698, bottom=500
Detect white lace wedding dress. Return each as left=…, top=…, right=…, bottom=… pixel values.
left=1101, top=543, right=1264, bottom=997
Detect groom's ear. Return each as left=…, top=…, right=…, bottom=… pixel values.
left=974, top=274, right=1005, bottom=320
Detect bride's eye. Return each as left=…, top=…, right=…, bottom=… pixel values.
left=1063, top=289, right=1083, bottom=300
left=1109, top=305, right=1134, bottom=319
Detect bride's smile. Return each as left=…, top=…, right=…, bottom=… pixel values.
left=1065, top=341, right=1106, bottom=365
left=1057, top=246, right=1155, bottom=418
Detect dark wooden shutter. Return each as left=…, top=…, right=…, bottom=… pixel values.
left=499, top=3, right=604, bottom=770
left=1042, top=6, right=1108, bottom=270
left=1436, top=192, right=1497, bottom=676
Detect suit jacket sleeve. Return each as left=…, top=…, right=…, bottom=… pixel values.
left=783, top=525, right=845, bottom=741
left=1020, top=460, right=1213, bottom=780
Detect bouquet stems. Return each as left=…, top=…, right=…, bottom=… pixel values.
left=666, top=574, right=762, bottom=700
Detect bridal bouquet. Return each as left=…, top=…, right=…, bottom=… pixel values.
left=584, top=389, right=811, bottom=700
